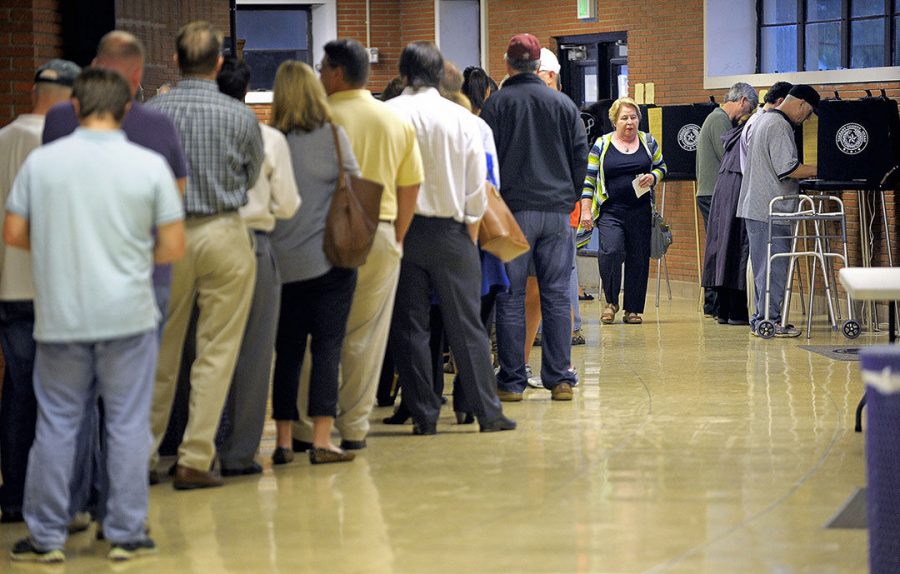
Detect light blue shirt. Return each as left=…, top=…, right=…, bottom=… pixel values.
left=6, top=128, right=184, bottom=342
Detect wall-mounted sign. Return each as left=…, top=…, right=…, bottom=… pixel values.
left=577, top=0, right=596, bottom=19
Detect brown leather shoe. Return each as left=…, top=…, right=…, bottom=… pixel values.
left=551, top=382, right=574, bottom=401
left=172, top=465, right=224, bottom=490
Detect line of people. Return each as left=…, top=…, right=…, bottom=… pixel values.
left=0, top=24, right=678, bottom=564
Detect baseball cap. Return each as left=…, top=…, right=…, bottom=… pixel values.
left=539, top=48, right=560, bottom=74
left=506, top=34, right=541, bottom=63
left=788, top=84, right=820, bottom=113
left=34, top=59, right=81, bottom=87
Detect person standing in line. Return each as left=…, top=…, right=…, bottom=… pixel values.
left=0, top=58, right=80, bottom=526
left=289, top=38, right=423, bottom=452
left=6, top=68, right=184, bottom=563
left=41, top=30, right=189, bottom=531
left=147, top=21, right=262, bottom=490
left=386, top=41, right=516, bottom=435
left=481, top=34, right=588, bottom=402
left=214, top=57, right=300, bottom=476
left=268, top=61, right=360, bottom=465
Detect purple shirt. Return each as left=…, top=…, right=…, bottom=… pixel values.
left=43, top=100, right=189, bottom=286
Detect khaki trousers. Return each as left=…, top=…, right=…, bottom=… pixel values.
left=293, top=223, right=401, bottom=442
left=150, top=213, right=256, bottom=471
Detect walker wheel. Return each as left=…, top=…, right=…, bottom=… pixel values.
left=757, top=320, right=776, bottom=339
left=842, top=320, right=861, bottom=340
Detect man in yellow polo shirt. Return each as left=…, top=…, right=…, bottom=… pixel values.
left=291, top=38, right=423, bottom=451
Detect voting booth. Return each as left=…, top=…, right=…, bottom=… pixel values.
left=817, top=96, right=900, bottom=184
left=651, top=103, right=719, bottom=181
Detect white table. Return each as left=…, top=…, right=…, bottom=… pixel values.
left=838, top=267, right=900, bottom=432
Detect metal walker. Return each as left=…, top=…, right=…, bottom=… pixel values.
left=756, top=194, right=860, bottom=340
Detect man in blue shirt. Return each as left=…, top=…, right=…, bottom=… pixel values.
left=5, top=68, right=184, bottom=563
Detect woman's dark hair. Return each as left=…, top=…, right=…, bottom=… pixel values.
left=398, top=41, right=443, bottom=89
left=462, top=66, right=493, bottom=112
left=379, top=76, right=405, bottom=101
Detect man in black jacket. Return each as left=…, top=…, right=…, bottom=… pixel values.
left=481, top=33, right=588, bottom=402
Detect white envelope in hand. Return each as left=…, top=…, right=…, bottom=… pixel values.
left=633, top=175, right=651, bottom=198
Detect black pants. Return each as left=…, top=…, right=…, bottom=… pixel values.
left=715, top=287, right=749, bottom=322
left=390, top=217, right=502, bottom=427
left=0, top=301, right=36, bottom=515
left=697, top=195, right=720, bottom=316
left=271, top=267, right=357, bottom=420
left=596, top=204, right=652, bottom=313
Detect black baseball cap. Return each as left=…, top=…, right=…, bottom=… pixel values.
left=788, top=84, right=821, bottom=114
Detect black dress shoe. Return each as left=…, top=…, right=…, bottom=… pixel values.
left=382, top=410, right=411, bottom=425
left=148, top=470, right=160, bottom=486
left=292, top=439, right=313, bottom=453
left=221, top=462, right=263, bottom=477
left=455, top=411, right=475, bottom=424
left=340, top=439, right=367, bottom=450
left=412, top=421, right=437, bottom=435
left=0, top=508, right=24, bottom=523
left=479, top=415, right=517, bottom=432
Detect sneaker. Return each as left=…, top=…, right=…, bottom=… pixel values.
left=524, top=364, right=542, bottom=388
left=10, top=538, right=65, bottom=563
left=550, top=383, right=574, bottom=401
left=108, top=538, right=157, bottom=561
left=571, top=329, right=586, bottom=345
left=774, top=323, right=801, bottom=338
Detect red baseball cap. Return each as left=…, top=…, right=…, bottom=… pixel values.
left=506, top=33, right=541, bottom=63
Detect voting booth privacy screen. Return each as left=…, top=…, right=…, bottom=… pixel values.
left=817, top=97, right=900, bottom=184
left=656, top=103, right=719, bottom=181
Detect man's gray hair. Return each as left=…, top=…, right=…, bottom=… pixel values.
left=505, top=55, right=539, bottom=74
left=724, top=82, right=758, bottom=108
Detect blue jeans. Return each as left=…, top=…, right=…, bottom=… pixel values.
left=496, top=211, right=576, bottom=392
left=24, top=331, right=158, bottom=549
left=0, top=301, right=37, bottom=516
left=569, top=228, right=582, bottom=332
left=745, top=218, right=792, bottom=329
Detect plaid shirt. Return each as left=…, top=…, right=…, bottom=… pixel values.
left=149, top=79, right=263, bottom=215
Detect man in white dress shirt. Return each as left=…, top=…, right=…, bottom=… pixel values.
left=386, top=41, right=515, bottom=435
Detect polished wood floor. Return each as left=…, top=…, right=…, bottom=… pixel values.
left=2, top=293, right=877, bottom=573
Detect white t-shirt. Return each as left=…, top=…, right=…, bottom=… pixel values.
left=0, top=114, right=43, bottom=301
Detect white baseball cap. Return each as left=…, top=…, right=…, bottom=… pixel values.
left=539, top=48, right=560, bottom=74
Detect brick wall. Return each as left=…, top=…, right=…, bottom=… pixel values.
left=0, top=0, right=63, bottom=125
left=114, top=0, right=230, bottom=98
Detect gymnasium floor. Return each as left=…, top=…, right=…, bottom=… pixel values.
left=1, top=293, right=874, bottom=573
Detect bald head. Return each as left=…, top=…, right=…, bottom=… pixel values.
left=94, top=30, right=145, bottom=97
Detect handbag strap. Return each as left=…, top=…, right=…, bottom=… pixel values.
left=329, top=123, right=345, bottom=182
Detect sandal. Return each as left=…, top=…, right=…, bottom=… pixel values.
left=623, top=312, right=642, bottom=324
left=601, top=303, right=618, bottom=324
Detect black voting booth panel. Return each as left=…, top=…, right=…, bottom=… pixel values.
left=817, top=97, right=900, bottom=184
left=657, top=103, right=719, bottom=181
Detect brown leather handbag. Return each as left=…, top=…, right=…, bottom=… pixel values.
left=478, top=182, right=530, bottom=262
left=323, top=124, right=385, bottom=268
